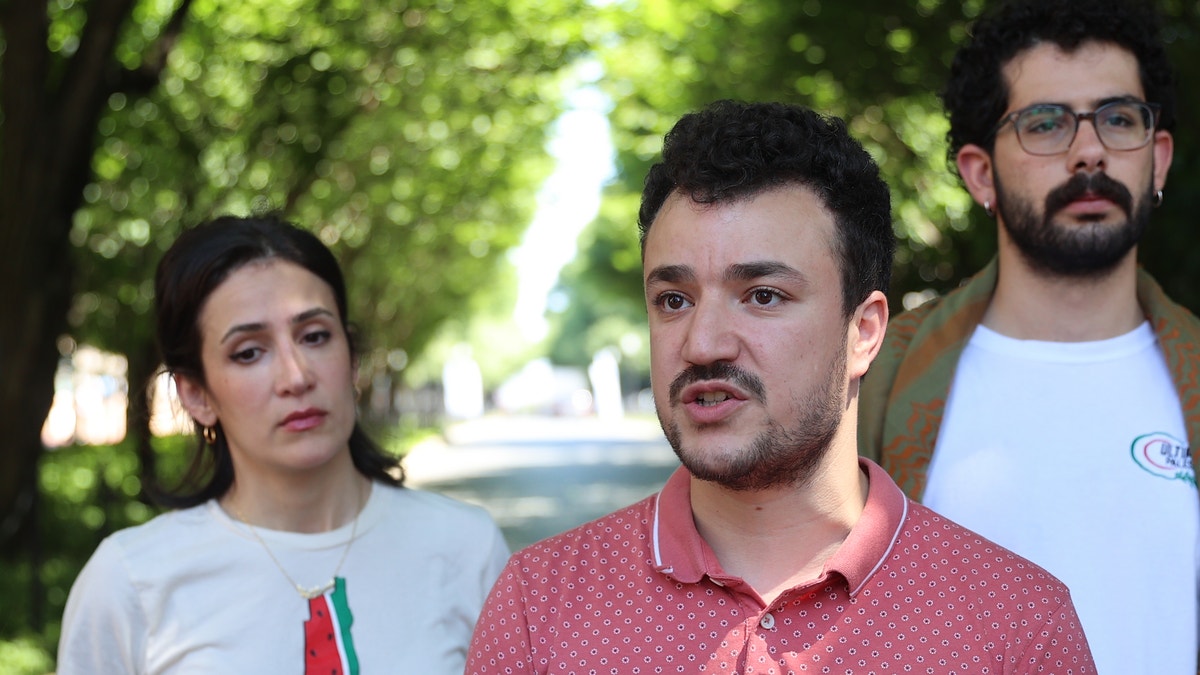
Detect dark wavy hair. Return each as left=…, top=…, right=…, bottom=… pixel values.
left=152, top=213, right=403, bottom=509
left=943, top=0, right=1175, bottom=164
left=638, top=100, right=894, bottom=316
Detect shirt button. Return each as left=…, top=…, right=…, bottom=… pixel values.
left=759, top=612, right=775, bottom=630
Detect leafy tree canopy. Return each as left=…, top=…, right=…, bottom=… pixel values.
left=548, top=0, right=1200, bottom=368
left=70, top=0, right=593, bottom=377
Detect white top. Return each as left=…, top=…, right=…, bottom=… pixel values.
left=926, top=322, right=1197, bottom=675
left=57, top=482, right=509, bottom=674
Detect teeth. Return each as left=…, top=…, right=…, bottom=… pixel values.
left=697, top=392, right=729, bottom=406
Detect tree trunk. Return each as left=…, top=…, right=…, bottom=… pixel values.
left=127, top=339, right=161, bottom=502
left=0, top=0, right=138, bottom=552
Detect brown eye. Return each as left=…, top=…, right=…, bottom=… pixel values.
left=750, top=288, right=782, bottom=306
left=654, top=292, right=692, bottom=312
left=230, top=347, right=262, bottom=363
left=301, top=329, right=332, bottom=346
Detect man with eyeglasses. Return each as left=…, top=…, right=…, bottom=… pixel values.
left=859, top=0, right=1200, bottom=672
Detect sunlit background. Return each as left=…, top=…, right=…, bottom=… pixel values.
left=40, top=75, right=620, bottom=447
left=6, top=0, right=1200, bottom=671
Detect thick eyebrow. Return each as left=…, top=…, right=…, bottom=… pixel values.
left=725, top=261, right=807, bottom=285
left=644, top=264, right=695, bottom=287
left=1098, top=95, right=1145, bottom=107
left=1026, top=95, right=1145, bottom=111
left=219, top=307, right=337, bottom=344
left=644, top=261, right=809, bottom=290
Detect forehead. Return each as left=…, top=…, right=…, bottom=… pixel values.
left=1002, top=41, right=1144, bottom=109
left=199, top=259, right=338, bottom=330
left=643, top=186, right=838, bottom=277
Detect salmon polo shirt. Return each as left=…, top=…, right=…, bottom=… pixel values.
left=466, top=459, right=1096, bottom=675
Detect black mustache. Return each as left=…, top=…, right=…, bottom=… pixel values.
left=668, top=361, right=765, bottom=404
left=1044, top=172, right=1132, bottom=216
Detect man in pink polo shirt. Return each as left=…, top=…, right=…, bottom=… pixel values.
left=466, top=100, right=1095, bottom=674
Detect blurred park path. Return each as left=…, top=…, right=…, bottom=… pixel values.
left=403, top=414, right=679, bottom=552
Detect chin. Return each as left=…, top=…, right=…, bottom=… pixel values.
left=287, top=453, right=344, bottom=473
left=665, top=426, right=744, bottom=468
left=287, top=438, right=353, bottom=470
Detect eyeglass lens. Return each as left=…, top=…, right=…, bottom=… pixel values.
left=1013, top=101, right=1155, bottom=154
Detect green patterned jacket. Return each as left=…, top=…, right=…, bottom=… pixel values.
left=858, top=257, right=1200, bottom=500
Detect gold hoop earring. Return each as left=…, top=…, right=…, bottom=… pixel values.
left=203, top=425, right=218, bottom=445
left=1155, top=190, right=1164, bottom=207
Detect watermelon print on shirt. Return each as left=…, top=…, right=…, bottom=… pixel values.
left=304, top=577, right=359, bottom=675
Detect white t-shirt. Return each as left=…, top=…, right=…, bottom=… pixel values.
left=926, top=322, right=1198, bottom=675
left=57, top=482, right=510, bottom=674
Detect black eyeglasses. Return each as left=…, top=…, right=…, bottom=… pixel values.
left=991, top=100, right=1160, bottom=156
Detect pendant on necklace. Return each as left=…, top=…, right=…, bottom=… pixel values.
left=298, top=579, right=336, bottom=599
left=303, top=577, right=360, bottom=675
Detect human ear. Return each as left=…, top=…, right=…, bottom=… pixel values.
left=1152, top=129, right=1173, bottom=193
left=847, top=290, right=889, bottom=380
left=956, top=143, right=996, bottom=212
left=174, top=374, right=217, bottom=428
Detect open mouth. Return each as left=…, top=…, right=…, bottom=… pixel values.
left=696, top=391, right=731, bottom=407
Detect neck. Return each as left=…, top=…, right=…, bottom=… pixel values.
left=221, top=456, right=369, bottom=533
left=985, top=246, right=1143, bottom=341
left=689, top=445, right=868, bottom=606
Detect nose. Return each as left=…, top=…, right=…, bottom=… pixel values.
left=1067, top=116, right=1107, bottom=173
left=679, top=299, right=741, bottom=367
left=274, top=343, right=315, bottom=395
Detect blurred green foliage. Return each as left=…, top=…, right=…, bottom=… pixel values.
left=0, top=437, right=189, bottom=673
left=0, top=0, right=594, bottom=577
left=546, top=0, right=1200, bottom=367
left=68, top=0, right=596, bottom=391
left=7, top=0, right=1200, bottom=670
left=0, top=639, right=54, bottom=675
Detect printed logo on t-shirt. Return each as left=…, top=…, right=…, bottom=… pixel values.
left=1131, top=432, right=1195, bottom=487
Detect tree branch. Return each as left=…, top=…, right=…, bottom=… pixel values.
left=115, top=0, right=196, bottom=95
left=54, top=0, right=137, bottom=185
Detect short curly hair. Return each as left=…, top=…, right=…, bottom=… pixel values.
left=943, top=0, right=1175, bottom=164
left=638, top=100, right=894, bottom=317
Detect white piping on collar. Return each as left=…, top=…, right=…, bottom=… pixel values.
left=849, top=491, right=907, bottom=597
left=651, top=490, right=671, bottom=573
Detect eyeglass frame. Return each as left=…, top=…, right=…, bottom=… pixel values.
left=989, top=99, right=1162, bottom=156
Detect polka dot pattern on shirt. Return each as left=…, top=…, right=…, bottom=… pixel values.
left=467, top=480, right=1094, bottom=674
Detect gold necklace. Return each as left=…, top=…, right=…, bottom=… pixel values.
left=232, top=486, right=364, bottom=600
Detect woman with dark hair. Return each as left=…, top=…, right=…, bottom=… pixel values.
left=57, top=213, right=508, bottom=674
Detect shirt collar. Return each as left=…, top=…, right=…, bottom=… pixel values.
left=650, top=467, right=711, bottom=583
left=826, top=459, right=908, bottom=595
left=650, top=459, right=908, bottom=596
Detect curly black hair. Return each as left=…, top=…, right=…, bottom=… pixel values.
left=943, top=0, right=1175, bottom=165
left=638, top=100, right=894, bottom=317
